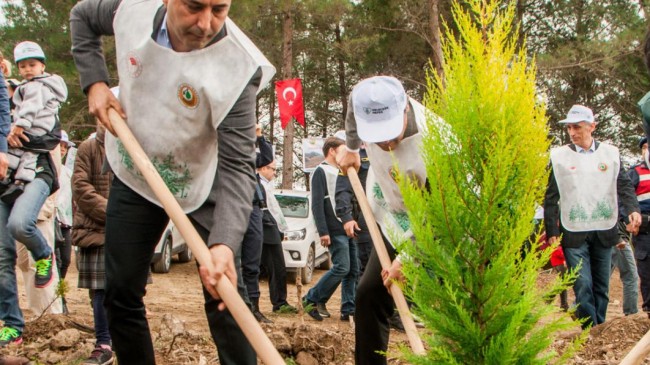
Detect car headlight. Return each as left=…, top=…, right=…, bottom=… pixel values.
left=284, top=228, right=306, bottom=241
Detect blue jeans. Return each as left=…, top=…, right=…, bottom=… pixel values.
left=564, top=239, right=612, bottom=328
left=611, top=243, right=639, bottom=315
left=91, top=289, right=111, bottom=346
left=305, top=234, right=359, bottom=314
left=0, top=178, right=52, bottom=331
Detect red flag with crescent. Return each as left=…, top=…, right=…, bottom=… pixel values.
left=275, top=78, right=305, bottom=129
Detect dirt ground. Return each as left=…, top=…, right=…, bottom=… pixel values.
left=2, top=255, right=650, bottom=364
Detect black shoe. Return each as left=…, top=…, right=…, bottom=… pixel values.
left=273, top=303, right=298, bottom=314
left=316, top=302, right=331, bottom=318
left=303, top=300, right=323, bottom=321
left=340, top=313, right=354, bottom=321
left=388, top=312, right=405, bottom=332
left=34, top=254, right=54, bottom=288
left=0, top=183, right=24, bottom=205
left=251, top=298, right=272, bottom=323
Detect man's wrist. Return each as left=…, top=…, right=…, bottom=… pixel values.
left=345, top=146, right=360, bottom=153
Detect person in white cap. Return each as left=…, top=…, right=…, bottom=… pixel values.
left=338, top=75, right=429, bottom=365
left=544, top=104, right=641, bottom=328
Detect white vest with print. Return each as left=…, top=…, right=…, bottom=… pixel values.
left=107, top=0, right=275, bottom=212
left=365, top=98, right=428, bottom=246
left=551, top=143, right=619, bottom=232
left=260, top=177, right=289, bottom=232
left=315, top=162, right=342, bottom=222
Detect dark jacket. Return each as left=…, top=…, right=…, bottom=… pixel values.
left=335, top=149, right=370, bottom=243
left=311, top=164, right=345, bottom=237
left=544, top=142, right=640, bottom=248
left=72, top=128, right=113, bottom=248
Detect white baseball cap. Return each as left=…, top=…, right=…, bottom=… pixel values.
left=333, top=130, right=346, bottom=141
left=60, top=130, right=75, bottom=147
left=559, top=104, right=595, bottom=124
left=352, top=76, right=408, bottom=143
left=14, top=41, right=46, bottom=64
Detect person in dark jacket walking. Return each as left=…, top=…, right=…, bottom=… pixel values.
left=303, top=137, right=359, bottom=321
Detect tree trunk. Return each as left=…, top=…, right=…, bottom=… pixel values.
left=269, top=89, right=276, bottom=145
left=281, top=3, right=295, bottom=190
left=335, top=22, right=348, bottom=124
left=428, top=0, right=444, bottom=79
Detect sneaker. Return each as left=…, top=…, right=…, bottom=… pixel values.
left=0, top=183, right=24, bottom=205
left=82, top=346, right=114, bottom=365
left=340, top=313, right=354, bottom=321
left=34, top=254, right=54, bottom=288
left=302, top=300, right=323, bottom=321
left=0, top=327, right=23, bottom=348
left=316, top=302, right=331, bottom=318
left=252, top=309, right=273, bottom=324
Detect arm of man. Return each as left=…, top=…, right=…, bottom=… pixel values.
left=0, top=73, right=9, bottom=179
left=338, top=95, right=361, bottom=172
left=310, top=167, right=330, bottom=238
left=256, top=135, right=273, bottom=168
left=335, top=174, right=359, bottom=237
left=544, top=166, right=561, bottom=244
left=617, top=161, right=642, bottom=231
left=199, top=70, right=261, bottom=303
left=70, top=0, right=125, bottom=132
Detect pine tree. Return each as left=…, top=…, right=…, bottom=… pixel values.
left=398, top=1, right=584, bottom=363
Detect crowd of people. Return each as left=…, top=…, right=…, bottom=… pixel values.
left=2, top=1, right=650, bottom=365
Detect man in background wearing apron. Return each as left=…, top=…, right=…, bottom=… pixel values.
left=544, top=104, right=640, bottom=328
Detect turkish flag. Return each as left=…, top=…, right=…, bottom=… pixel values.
left=275, top=78, right=305, bottom=129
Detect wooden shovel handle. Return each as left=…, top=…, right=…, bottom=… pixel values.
left=620, top=328, right=650, bottom=365
left=108, top=109, right=285, bottom=365
left=346, top=167, right=426, bottom=355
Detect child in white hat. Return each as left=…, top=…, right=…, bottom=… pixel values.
left=1, top=41, right=68, bottom=204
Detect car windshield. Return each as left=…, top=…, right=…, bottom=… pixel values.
left=275, top=195, right=309, bottom=218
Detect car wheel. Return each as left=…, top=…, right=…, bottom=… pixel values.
left=178, top=245, right=193, bottom=263
left=152, top=234, right=172, bottom=273
left=301, top=245, right=315, bottom=284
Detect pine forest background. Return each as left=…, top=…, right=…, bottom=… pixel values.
left=1, top=0, right=649, bottom=188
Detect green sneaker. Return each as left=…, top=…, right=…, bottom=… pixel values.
left=0, top=327, right=23, bottom=347
left=34, top=254, right=54, bottom=288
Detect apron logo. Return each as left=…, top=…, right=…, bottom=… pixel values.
left=125, top=52, right=142, bottom=78
left=389, top=167, right=400, bottom=183
left=178, top=84, right=199, bottom=109
left=598, top=162, right=607, bottom=172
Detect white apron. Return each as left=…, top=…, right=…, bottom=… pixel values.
left=315, top=162, right=342, bottom=222
left=107, top=0, right=275, bottom=212
left=551, top=143, right=619, bottom=232
left=260, top=177, right=289, bottom=232
left=365, top=98, right=428, bottom=246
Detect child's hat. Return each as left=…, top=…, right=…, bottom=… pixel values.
left=14, top=41, right=46, bottom=64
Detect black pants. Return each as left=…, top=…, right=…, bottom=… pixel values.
left=55, top=225, right=72, bottom=280
left=261, top=240, right=289, bottom=310
left=635, top=232, right=650, bottom=312
left=355, top=233, right=396, bottom=365
left=241, top=206, right=263, bottom=301
left=356, top=240, right=373, bottom=277
left=104, top=178, right=256, bottom=365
